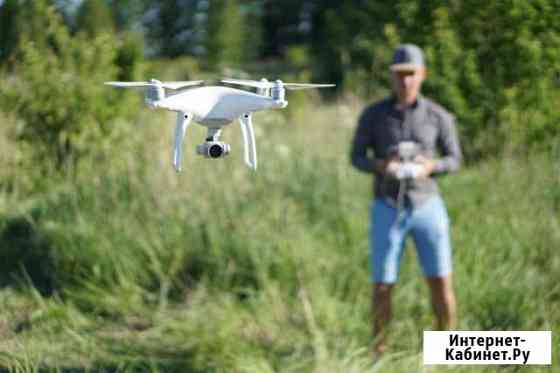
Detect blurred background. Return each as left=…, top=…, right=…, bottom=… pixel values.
left=0, top=1, right=559, bottom=372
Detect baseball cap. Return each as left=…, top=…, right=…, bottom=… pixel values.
left=390, top=44, right=425, bottom=71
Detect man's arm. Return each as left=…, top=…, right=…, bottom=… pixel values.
left=350, top=110, right=376, bottom=173
left=351, top=109, right=401, bottom=176
left=433, top=114, right=462, bottom=174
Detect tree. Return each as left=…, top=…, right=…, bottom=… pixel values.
left=74, top=0, right=144, bottom=83
left=75, top=0, right=115, bottom=37
left=261, top=0, right=311, bottom=58
left=309, top=0, right=560, bottom=158
left=240, top=0, right=263, bottom=62
left=0, top=0, right=21, bottom=65
left=206, top=0, right=244, bottom=69
left=4, top=0, right=142, bottom=169
left=108, top=0, right=148, bottom=31
left=143, top=0, right=199, bottom=57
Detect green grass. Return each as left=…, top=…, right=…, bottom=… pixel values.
left=0, top=101, right=558, bottom=372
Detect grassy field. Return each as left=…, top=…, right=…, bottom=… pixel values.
left=0, top=98, right=558, bottom=372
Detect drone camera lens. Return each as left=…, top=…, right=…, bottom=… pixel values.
left=208, top=144, right=224, bottom=158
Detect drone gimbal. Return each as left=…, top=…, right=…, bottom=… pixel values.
left=196, top=128, right=231, bottom=159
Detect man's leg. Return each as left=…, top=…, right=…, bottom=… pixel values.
left=370, top=199, right=407, bottom=355
left=410, top=196, right=456, bottom=330
left=426, top=274, right=456, bottom=330
left=372, top=282, right=394, bottom=354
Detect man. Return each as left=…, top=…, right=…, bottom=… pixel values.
left=350, top=44, right=462, bottom=355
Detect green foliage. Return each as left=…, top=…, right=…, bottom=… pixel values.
left=115, top=31, right=145, bottom=82
left=144, top=56, right=203, bottom=82
left=425, top=2, right=560, bottom=159
left=310, top=5, right=346, bottom=92
left=0, top=0, right=20, bottom=65
left=241, top=0, right=264, bottom=62
left=74, top=0, right=144, bottom=83
left=3, top=0, right=142, bottom=169
left=1, top=2, right=559, bottom=369
left=311, top=0, right=560, bottom=159
left=74, top=0, right=115, bottom=37
left=143, top=0, right=200, bottom=58
left=108, top=0, right=148, bottom=31
left=206, top=0, right=244, bottom=70
left=0, top=100, right=558, bottom=370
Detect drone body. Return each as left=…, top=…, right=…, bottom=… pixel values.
left=104, top=78, right=334, bottom=172
left=154, top=86, right=286, bottom=125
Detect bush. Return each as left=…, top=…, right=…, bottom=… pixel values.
left=312, top=1, right=560, bottom=160
left=2, top=0, right=143, bottom=170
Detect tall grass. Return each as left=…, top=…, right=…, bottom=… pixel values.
left=0, top=100, right=558, bottom=372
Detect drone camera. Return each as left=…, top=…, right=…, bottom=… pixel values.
left=197, top=141, right=231, bottom=159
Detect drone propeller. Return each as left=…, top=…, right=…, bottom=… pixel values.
left=104, top=80, right=205, bottom=90
left=280, top=83, right=337, bottom=90
left=221, top=78, right=335, bottom=90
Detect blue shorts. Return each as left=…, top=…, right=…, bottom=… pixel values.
left=369, top=196, right=453, bottom=283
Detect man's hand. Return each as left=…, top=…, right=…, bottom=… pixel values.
left=375, top=158, right=401, bottom=176
left=413, top=155, right=436, bottom=178
left=384, top=159, right=403, bottom=178
left=375, top=156, right=436, bottom=179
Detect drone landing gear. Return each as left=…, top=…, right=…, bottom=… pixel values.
left=173, top=111, right=192, bottom=172
left=239, top=113, right=257, bottom=170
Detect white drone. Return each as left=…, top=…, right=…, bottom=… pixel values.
left=104, top=78, right=335, bottom=172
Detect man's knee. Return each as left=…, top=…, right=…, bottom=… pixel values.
left=426, top=275, right=457, bottom=329
left=427, top=275, right=454, bottom=294
left=427, top=275, right=456, bottom=309
left=373, top=283, right=394, bottom=301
